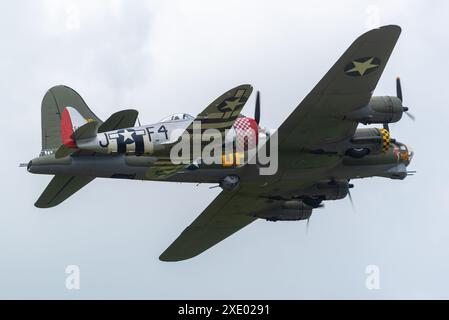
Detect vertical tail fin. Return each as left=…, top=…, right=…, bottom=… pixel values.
left=41, top=85, right=102, bottom=156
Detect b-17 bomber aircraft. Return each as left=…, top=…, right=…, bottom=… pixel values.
left=25, top=25, right=414, bottom=261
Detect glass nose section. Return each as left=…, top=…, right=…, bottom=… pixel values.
left=397, top=143, right=413, bottom=165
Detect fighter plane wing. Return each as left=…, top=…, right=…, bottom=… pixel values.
left=186, top=84, right=253, bottom=132
left=160, top=26, right=402, bottom=261
left=146, top=84, right=253, bottom=180
left=97, top=109, right=139, bottom=133
left=278, top=25, right=401, bottom=152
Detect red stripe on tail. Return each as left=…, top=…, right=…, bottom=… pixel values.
left=61, top=108, right=77, bottom=148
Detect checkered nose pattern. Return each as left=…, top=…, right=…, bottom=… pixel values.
left=233, top=117, right=259, bottom=150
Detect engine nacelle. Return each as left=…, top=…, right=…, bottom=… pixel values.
left=300, top=180, right=351, bottom=201
left=345, top=128, right=391, bottom=158
left=344, top=96, right=404, bottom=124
left=253, top=201, right=313, bottom=221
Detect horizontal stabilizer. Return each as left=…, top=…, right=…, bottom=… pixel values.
left=35, top=175, right=95, bottom=208
left=72, top=121, right=99, bottom=140
left=98, top=109, right=139, bottom=133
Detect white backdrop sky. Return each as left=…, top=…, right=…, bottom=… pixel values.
left=1, top=0, right=448, bottom=299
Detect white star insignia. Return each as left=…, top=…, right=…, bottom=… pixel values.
left=120, top=129, right=135, bottom=143
left=222, top=99, right=242, bottom=112
left=346, top=58, right=379, bottom=76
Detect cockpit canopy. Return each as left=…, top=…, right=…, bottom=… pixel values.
left=159, top=113, right=194, bottom=123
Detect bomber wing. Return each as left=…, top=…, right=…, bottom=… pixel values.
left=277, top=25, right=401, bottom=152
left=159, top=182, right=261, bottom=262
left=160, top=26, right=402, bottom=261
left=159, top=172, right=322, bottom=262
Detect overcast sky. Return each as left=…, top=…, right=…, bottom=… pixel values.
left=1, top=0, right=448, bottom=299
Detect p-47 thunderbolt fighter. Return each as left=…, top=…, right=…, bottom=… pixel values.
left=26, top=25, right=414, bottom=261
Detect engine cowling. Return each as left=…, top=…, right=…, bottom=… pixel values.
left=252, top=201, right=313, bottom=221
left=346, top=128, right=392, bottom=158
left=300, top=180, right=351, bottom=201
left=344, top=96, right=404, bottom=124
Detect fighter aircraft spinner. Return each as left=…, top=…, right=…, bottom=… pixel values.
left=25, top=25, right=414, bottom=261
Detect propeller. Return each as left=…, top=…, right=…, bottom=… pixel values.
left=383, top=77, right=415, bottom=132
left=404, top=109, right=416, bottom=121
left=254, top=91, right=261, bottom=125
left=348, top=189, right=355, bottom=210
left=396, top=76, right=403, bottom=101
left=348, top=182, right=356, bottom=213
left=304, top=200, right=326, bottom=234
left=396, top=77, right=415, bottom=121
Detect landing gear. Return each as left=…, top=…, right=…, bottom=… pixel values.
left=345, top=147, right=370, bottom=159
